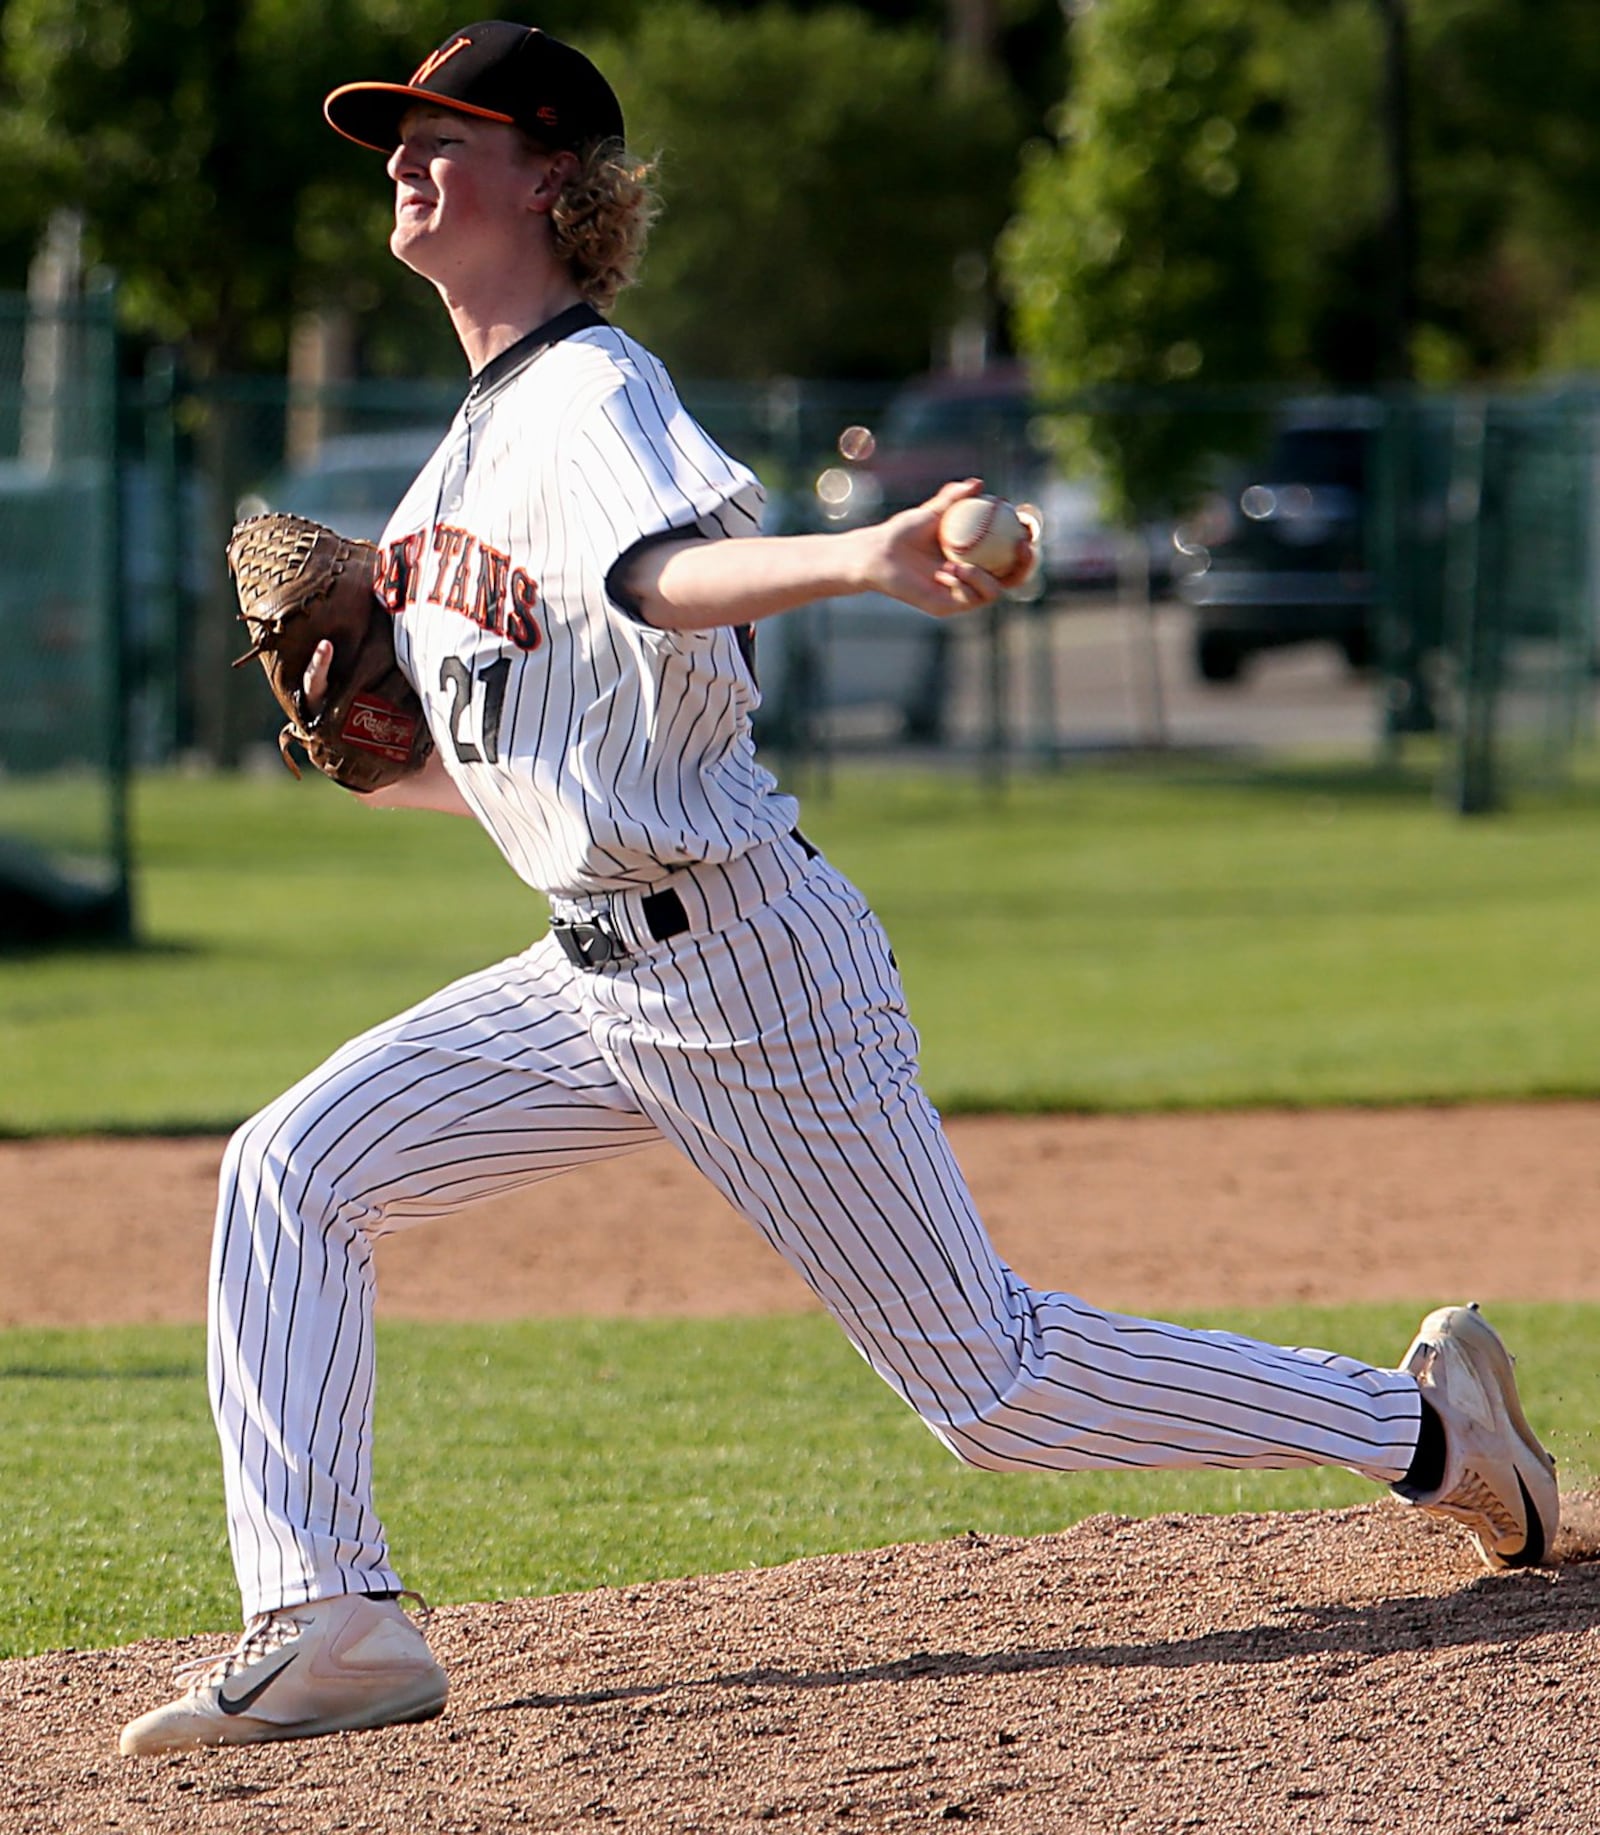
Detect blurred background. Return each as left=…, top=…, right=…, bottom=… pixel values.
left=4, top=0, right=1600, bottom=943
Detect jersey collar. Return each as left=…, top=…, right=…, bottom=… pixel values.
left=465, top=303, right=607, bottom=407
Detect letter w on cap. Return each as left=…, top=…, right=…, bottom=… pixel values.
left=411, top=37, right=473, bottom=85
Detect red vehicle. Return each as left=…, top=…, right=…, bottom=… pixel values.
left=815, top=365, right=1042, bottom=527
left=816, top=367, right=1167, bottom=597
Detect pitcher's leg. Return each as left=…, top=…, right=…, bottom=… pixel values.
left=602, top=865, right=1420, bottom=1485
left=213, top=944, right=659, bottom=1618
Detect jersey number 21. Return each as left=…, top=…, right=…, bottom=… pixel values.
left=440, top=655, right=512, bottom=764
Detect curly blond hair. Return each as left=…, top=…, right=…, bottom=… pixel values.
left=546, top=140, right=660, bottom=313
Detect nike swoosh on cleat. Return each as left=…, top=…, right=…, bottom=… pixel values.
left=216, top=1648, right=300, bottom=1715
left=1498, top=1473, right=1546, bottom=1569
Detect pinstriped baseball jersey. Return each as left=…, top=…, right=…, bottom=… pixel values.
left=376, top=305, right=798, bottom=898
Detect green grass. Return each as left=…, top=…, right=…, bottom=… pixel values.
left=842, top=762, right=1600, bottom=1111
left=7, top=766, right=1595, bottom=1666
left=8, top=759, right=1600, bottom=1132
left=3, top=1302, right=1590, bottom=1661
left=4, top=772, right=538, bottom=1133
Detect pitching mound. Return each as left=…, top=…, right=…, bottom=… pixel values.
left=7, top=1105, right=1600, bottom=1830
left=9, top=1498, right=1600, bottom=1833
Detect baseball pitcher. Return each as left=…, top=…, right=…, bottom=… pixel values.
left=120, top=18, right=1557, bottom=1756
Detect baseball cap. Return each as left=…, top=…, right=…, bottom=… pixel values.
left=324, top=20, right=624, bottom=154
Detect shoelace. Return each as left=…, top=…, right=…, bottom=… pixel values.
left=1436, top=1469, right=1520, bottom=1540
left=395, top=1587, right=433, bottom=1631
left=171, top=1608, right=310, bottom=1694
left=169, top=1589, right=435, bottom=1694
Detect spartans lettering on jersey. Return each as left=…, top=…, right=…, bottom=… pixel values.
left=378, top=528, right=544, bottom=652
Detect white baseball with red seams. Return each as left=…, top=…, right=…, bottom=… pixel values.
left=937, top=494, right=1030, bottom=577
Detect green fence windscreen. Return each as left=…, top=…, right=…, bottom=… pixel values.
left=0, top=281, right=128, bottom=944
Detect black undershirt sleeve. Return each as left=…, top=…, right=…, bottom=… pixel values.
left=605, top=525, right=709, bottom=624
left=605, top=524, right=759, bottom=680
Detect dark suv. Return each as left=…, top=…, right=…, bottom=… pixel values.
left=1173, top=404, right=1379, bottom=682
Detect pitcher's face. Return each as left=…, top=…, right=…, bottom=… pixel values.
left=387, top=107, right=563, bottom=290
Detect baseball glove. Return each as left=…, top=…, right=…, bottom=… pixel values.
left=228, top=512, right=432, bottom=793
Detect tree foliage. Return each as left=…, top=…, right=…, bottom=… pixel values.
left=0, top=0, right=1022, bottom=383
left=1402, top=0, right=1600, bottom=379
left=0, top=0, right=634, bottom=374
left=6, top=0, right=1600, bottom=404
left=1002, top=0, right=1600, bottom=517
left=3, top=0, right=364, bottom=368
left=1000, top=0, right=1298, bottom=514
left=602, top=2, right=1020, bottom=380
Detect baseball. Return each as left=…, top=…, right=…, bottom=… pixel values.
left=937, top=494, right=1031, bottom=579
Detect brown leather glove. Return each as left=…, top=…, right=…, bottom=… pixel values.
left=228, top=512, right=432, bottom=793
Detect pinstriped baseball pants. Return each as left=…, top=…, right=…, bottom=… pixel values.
left=210, top=838, right=1422, bottom=1618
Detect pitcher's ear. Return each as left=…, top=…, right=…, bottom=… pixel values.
left=527, top=147, right=579, bottom=216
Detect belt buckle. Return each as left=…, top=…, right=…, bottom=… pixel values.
left=551, top=918, right=628, bottom=969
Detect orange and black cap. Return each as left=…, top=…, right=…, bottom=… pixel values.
left=324, top=20, right=624, bottom=154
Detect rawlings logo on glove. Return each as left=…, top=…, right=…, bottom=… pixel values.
left=342, top=694, right=422, bottom=760
left=228, top=512, right=434, bottom=793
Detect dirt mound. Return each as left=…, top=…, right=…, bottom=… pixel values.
left=9, top=1105, right=1600, bottom=1830
left=9, top=1499, right=1600, bottom=1834
left=10, top=1102, right=1600, bottom=1328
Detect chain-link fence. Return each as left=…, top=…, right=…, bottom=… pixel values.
left=108, top=362, right=1600, bottom=803
left=0, top=282, right=128, bottom=944
left=125, top=365, right=917, bottom=768
left=83, top=358, right=1600, bottom=796
left=5, top=304, right=1597, bottom=946
left=1426, top=394, right=1596, bottom=812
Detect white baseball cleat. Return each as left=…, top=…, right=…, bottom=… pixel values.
left=118, top=1592, right=448, bottom=1756
left=1394, top=1302, right=1559, bottom=1570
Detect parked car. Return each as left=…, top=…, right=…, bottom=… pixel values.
left=1033, top=475, right=1124, bottom=594
left=814, top=365, right=1041, bottom=526
left=236, top=426, right=449, bottom=542
left=751, top=592, right=951, bottom=747
left=815, top=367, right=1170, bottom=597
left=753, top=452, right=953, bottom=744
left=1172, top=403, right=1380, bottom=682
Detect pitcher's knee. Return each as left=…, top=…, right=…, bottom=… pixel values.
left=217, top=1100, right=365, bottom=1242
left=901, top=1369, right=1057, bottom=1473
left=928, top=1418, right=1031, bottom=1473
left=896, top=1382, right=1035, bottom=1472
left=218, top=1109, right=280, bottom=1215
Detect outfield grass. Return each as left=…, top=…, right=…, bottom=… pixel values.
left=3, top=1302, right=1588, bottom=1661
left=6, top=759, right=1600, bottom=1132
left=6, top=764, right=1598, bottom=1663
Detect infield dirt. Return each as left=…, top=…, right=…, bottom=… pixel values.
left=5, top=1103, right=1600, bottom=1832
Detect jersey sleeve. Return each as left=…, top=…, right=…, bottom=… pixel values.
left=566, top=342, right=766, bottom=620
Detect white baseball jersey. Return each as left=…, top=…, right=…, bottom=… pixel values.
left=375, top=305, right=798, bottom=899
left=207, top=307, right=1425, bottom=1623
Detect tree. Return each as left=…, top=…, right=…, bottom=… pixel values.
left=5, top=0, right=340, bottom=371
left=999, top=0, right=1308, bottom=516
left=1002, top=0, right=1600, bottom=498
left=598, top=2, right=1021, bottom=381
left=1400, top=0, right=1600, bottom=380
left=0, top=0, right=641, bottom=375
left=0, top=0, right=1027, bottom=385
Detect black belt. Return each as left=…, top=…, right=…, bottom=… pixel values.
left=550, top=832, right=816, bottom=970
left=550, top=887, right=689, bottom=968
